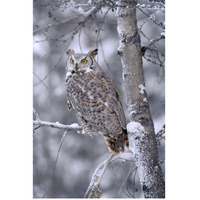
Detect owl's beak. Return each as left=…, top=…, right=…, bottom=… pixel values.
left=75, top=63, right=78, bottom=71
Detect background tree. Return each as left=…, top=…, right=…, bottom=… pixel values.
left=33, top=0, right=165, bottom=198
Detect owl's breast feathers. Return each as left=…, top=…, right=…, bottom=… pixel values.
left=65, top=69, right=129, bottom=153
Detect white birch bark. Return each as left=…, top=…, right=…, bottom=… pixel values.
left=116, top=0, right=165, bottom=198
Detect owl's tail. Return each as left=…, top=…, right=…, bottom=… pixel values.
left=103, top=129, right=129, bottom=154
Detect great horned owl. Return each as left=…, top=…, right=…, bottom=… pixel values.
left=65, top=49, right=129, bottom=154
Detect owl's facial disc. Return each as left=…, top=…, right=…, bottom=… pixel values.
left=67, top=53, right=93, bottom=75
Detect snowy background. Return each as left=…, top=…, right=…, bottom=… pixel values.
left=33, top=0, right=165, bottom=198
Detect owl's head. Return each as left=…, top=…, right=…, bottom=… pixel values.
left=66, top=49, right=98, bottom=74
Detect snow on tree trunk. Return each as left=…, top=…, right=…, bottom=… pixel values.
left=116, top=0, right=165, bottom=198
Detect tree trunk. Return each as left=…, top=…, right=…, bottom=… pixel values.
left=116, top=0, right=165, bottom=198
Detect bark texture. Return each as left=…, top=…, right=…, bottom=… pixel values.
left=116, top=0, right=165, bottom=198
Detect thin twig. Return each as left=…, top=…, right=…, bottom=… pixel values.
left=99, top=34, right=110, bottom=71
left=33, top=72, right=50, bottom=91
left=95, top=7, right=111, bottom=49
left=126, top=166, right=138, bottom=198
left=142, top=35, right=165, bottom=50
left=116, top=164, right=137, bottom=198
left=138, top=7, right=165, bottom=30
left=34, top=45, right=69, bottom=88
left=84, top=153, right=115, bottom=198
left=39, top=40, right=68, bottom=60
left=33, top=125, right=41, bottom=131
left=34, top=6, right=102, bottom=88
left=42, top=131, right=68, bottom=197
left=33, top=15, right=78, bottom=35
left=78, top=27, right=83, bottom=53
left=109, top=162, right=119, bottom=184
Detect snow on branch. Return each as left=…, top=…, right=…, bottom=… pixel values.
left=33, top=108, right=82, bottom=132
left=33, top=108, right=115, bottom=198
left=137, top=0, right=165, bottom=9
left=33, top=120, right=82, bottom=132
left=84, top=153, right=115, bottom=198
left=127, top=121, right=145, bottom=134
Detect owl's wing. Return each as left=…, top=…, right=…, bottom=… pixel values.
left=89, top=69, right=127, bottom=130
left=103, top=76, right=127, bottom=130
left=66, top=70, right=126, bottom=133
left=113, top=88, right=127, bottom=130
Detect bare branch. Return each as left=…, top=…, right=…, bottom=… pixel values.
left=117, top=164, right=137, bottom=198
left=140, top=32, right=165, bottom=70
left=137, top=7, right=165, bottom=30
left=95, top=7, right=111, bottom=49
left=141, top=34, right=165, bottom=54
left=33, top=120, right=82, bottom=132
left=33, top=5, right=103, bottom=88
left=43, top=131, right=68, bottom=197
left=84, top=153, right=115, bottom=198
left=33, top=15, right=79, bottom=35
left=34, top=45, right=69, bottom=88
left=33, top=72, right=50, bottom=91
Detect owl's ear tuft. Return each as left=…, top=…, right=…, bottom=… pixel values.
left=87, top=48, right=98, bottom=58
left=66, top=49, right=75, bottom=56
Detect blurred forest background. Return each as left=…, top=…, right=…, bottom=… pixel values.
left=33, top=0, right=165, bottom=198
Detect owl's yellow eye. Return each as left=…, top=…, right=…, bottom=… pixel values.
left=81, top=59, right=87, bottom=64
left=70, top=59, right=74, bottom=64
